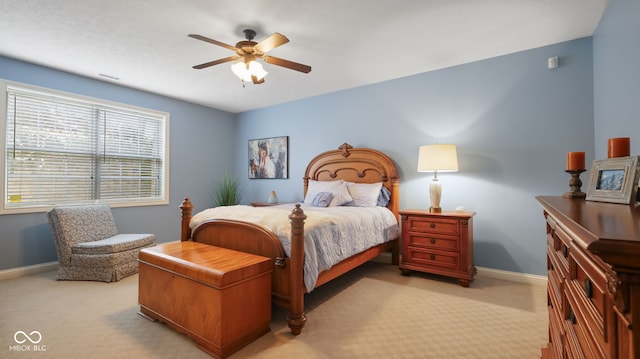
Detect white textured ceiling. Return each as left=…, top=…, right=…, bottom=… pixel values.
left=0, top=0, right=608, bottom=114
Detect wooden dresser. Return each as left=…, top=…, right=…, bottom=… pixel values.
left=537, top=196, right=640, bottom=359
left=399, top=209, right=476, bottom=287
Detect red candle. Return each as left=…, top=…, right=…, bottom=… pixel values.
left=608, top=137, right=630, bottom=158
left=566, top=152, right=585, bottom=171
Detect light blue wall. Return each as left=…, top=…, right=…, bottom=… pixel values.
left=6, top=0, right=636, bottom=276
left=593, top=0, right=640, bottom=158
left=236, top=38, right=595, bottom=276
left=0, top=56, right=236, bottom=271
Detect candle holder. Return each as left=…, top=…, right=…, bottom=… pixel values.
left=563, top=169, right=586, bottom=199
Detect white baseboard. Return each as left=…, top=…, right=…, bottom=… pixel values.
left=1, top=258, right=548, bottom=287
left=0, top=261, right=58, bottom=281
left=477, top=266, right=547, bottom=287
left=377, top=252, right=547, bottom=287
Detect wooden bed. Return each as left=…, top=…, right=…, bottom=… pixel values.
left=179, top=143, right=400, bottom=335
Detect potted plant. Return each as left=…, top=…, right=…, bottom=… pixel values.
left=212, top=173, right=242, bottom=206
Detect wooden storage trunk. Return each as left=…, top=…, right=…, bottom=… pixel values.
left=138, top=241, right=272, bottom=359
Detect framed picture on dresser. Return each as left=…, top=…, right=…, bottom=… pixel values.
left=586, top=156, right=640, bottom=204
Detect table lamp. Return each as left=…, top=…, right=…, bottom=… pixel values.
left=417, top=144, right=459, bottom=213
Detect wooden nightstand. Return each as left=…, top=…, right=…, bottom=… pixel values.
left=399, top=209, right=476, bottom=287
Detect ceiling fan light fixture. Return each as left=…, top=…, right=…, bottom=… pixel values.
left=248, top=61, right=268, bottom=80
left=189, top=30, right=310, bottom=83
left=231, top=60, right=267, bottom=82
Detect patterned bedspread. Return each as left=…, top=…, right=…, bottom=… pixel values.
left=190, top=204, right=399, bottom=291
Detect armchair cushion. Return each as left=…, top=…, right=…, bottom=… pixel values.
left=72, top=233, right=156, bottom=255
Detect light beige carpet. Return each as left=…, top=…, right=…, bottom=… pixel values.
left=0, top=261, right=547, bottom=358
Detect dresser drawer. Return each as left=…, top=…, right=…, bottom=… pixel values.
left=564, top=313, right=588, bottom=359
left=406, top=216, right=459, bottom=236
left=565, top=283, right=607, bottom=358
left=547, top=260, right=563, bottom=314
left=405, top=247, right=461, bottom=271
left=569, top=245, right=607, bottom=336
left=406, top=233, right=459, bottom=251
left=550, top=226, right=570, bottom=278
left=548, top=305, right=564, bottom=359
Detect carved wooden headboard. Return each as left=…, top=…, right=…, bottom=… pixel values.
left=303, top=143, right=400, bottom=220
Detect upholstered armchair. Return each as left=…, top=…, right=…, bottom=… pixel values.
left=47, top=204, right=156, bottom=282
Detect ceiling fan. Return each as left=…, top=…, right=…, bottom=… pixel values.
left=188, top=29, right=312, bottom=85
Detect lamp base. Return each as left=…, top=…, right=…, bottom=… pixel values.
left=429, top=206, right=442, bottom=213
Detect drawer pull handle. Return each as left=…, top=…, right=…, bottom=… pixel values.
left=561, top=245, right=568, bottom=257
left=430, top=254, right=436, bottom=260
left=430, top=223, right=436, bottom=228
left=584, top=278, right=593, bottom=299
left=430, top=238, right=436, bottom=244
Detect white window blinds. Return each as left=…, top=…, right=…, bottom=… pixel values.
left=2, top=81, right=169, bottom=213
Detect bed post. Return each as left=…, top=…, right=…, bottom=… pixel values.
left=287, top=204, right=307, bottom=335
left=180, top=197, right=194, bottom=242
left=390, top=178, right=400, bottom=265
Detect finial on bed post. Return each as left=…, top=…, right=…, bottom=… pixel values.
left=287, top=204, right=307, bottom=335
left=180, top=197, right=194, bottom=242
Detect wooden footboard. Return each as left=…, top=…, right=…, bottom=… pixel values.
left=179, top=197, right=399, bottom=335
left=180, top=197, right=308, bottom=334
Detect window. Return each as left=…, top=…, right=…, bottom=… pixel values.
left=1, top=80, right=169, bottom=214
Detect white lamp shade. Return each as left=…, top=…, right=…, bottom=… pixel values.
left=248, top=61, right=268, bottom=80
left=231, top=61, right=249, bottom=81
left=417, top=144, right=459, bottom=173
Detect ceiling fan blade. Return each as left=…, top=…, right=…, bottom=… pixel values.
left=254, top=33, right=289, bottom=54
left=188, top=34, right=238, bottom=52
left=192, top=56, right=240, bottom=69
left=263, top=56, right=312, bottom=73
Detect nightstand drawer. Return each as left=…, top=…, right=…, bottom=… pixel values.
left=406, top=233, right=459, bottom=251
left=406, top=216, right=459, bottom=236
left=405, top=247, right=461, bottom=271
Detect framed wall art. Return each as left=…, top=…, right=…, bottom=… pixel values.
left=248, top=136, right=288, bottom=179
left=586, top=156, right=639, bottom=204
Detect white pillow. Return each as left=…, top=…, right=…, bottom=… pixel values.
left=304, top=180, right=344, bottom=205
left=346, top=182, right=383, bottom=207
left=329, top=183, right=353, bottom=206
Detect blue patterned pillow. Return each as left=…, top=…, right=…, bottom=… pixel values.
left=377, top=186, right=391, bottom=206
left=312, top=192, right=334, bottom=207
